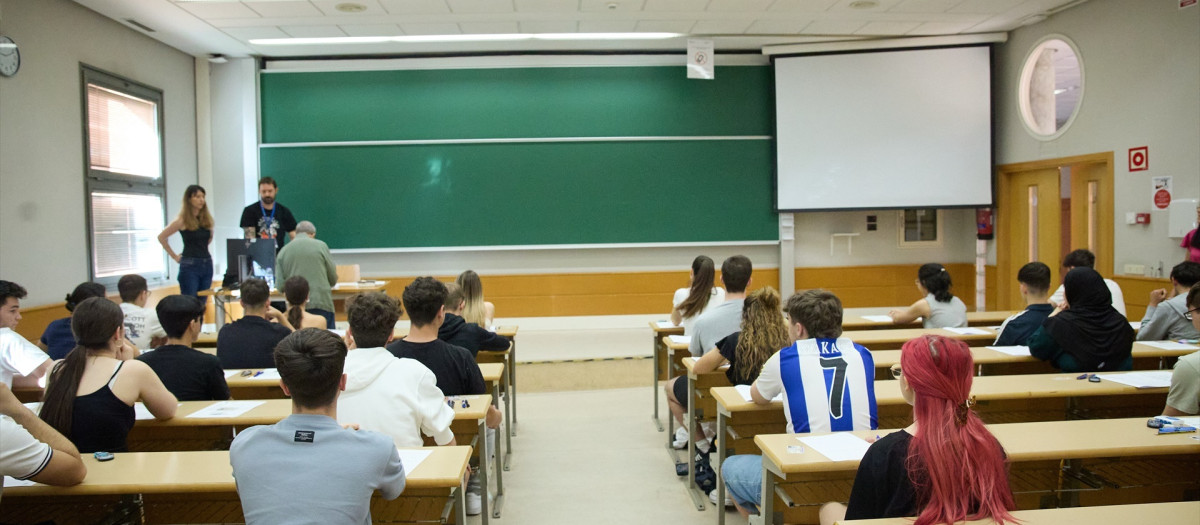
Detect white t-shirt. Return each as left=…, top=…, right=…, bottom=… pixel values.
left=0, top=328, right=50, bottom=387
left=1, top=415, right=53, bottom=486
left=672, top=287, right=726, bottom=335
left=1049, top=278, right=1127, bottom=317
left=755, top=338, right=878, bottom=434
left=120, top=303, right=166, bottom=351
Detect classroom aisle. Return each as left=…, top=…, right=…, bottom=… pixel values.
left=480, top=387, right=749, bottom=525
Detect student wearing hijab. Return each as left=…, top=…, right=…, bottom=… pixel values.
left=1027, top=267, right=1135, bottom=372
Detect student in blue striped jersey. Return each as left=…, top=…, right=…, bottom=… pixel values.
left=719, top=289, right=879, bottom=515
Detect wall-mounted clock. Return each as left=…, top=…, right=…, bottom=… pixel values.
left=0, top=36, right=21, bottom=77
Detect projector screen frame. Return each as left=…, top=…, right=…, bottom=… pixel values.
left=769, top=43, right=997, bottom=214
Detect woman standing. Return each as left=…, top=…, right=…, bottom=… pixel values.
left=157, top=185, right=214, bottom=297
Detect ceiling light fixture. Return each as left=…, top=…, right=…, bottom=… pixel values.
left=249, top=33, right=683, bottom=45
left=848, top=0, right=879, bottom=9
left=335, top=3, right=368, bottom=13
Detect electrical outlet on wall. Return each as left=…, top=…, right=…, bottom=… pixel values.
left=1124, top=264, right=1146, bottom=275
left=866, top=215, right=877, bottom=231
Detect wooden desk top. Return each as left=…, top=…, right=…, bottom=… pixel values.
left=199, top=281, right=390, bottom=299
left=135, top=395, right=491, bottom=428
left=3, top=446, right=471, bottom=497
left=198, top=325, right=518, bottom=346
left=868, top=341, right=1199, bottom=368
left=844, top=327, right=997, bottom=348
left=479, top=363, right=504, bottom=382
left=650, top=321, right=686, bottom=335
left=839, top=501, right=1199, bottom=525
left=713, top=371, right=1167, bottom=416
left=841, top=310, right=1016, bottom=331
left=756, top=417, right=1200, bottom=475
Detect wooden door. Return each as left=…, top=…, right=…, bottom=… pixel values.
left=1070, top=159, right=1116, bottom=277
left=997, top=168, right=1062, bottom=310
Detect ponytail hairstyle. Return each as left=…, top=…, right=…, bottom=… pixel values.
left=283, top=276, right=310, bottom=330
left=900, top=335, right=1016, bottom=525
left=39, top=297, right=125, bottom=437
left=676, top=256, right=717, bottom=320
left=918, top=263, right=954, bottom=303
left=64, top=282, right=107, bottom=313
left=456, top=270, right=487, bottom=328
left=733, top=286, right=789, bottom=384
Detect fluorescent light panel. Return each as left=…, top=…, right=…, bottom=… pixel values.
left=250, top=33, right=684, bottom=45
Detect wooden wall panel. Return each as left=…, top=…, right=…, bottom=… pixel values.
left=796, top=264, right=979, bottom=310
left=1112, top=275, right=1171, bottom=321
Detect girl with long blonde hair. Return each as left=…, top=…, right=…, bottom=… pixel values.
left=455, top=270, right=494, bottom=328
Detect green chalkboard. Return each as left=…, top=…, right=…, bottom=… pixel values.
left=259, top=65, right=777, bottom=249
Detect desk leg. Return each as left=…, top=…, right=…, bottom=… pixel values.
left=759, top=466, right=776, bottom=525
left=214, top=295, right=228, bottom=330
left=502, top=357, right=513, bottom=471
left=479, top=419, right=490, bottom=525
left=455, top=481, right=467, bottom=525
left=653, top=334, right=664, bottom=432
left=492, top=381, right=505, bottom=518
left=716, top=411, right=727, bottom=525
left=509, top=339, right=517, bottom=435
left=685, top=374, right=706, bottom=510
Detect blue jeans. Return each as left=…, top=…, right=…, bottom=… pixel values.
left=722, top=454, right=763, bottom=512
left=177, top=257, right=213, bottom=297
left=308, top=308, right=336, bottom=329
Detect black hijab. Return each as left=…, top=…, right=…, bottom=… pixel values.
left=1041, top=267, right=1134, bottom=371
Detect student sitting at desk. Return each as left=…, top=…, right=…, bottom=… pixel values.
left=137, top=295, right=229, bottom=401
left=689, top=255, right=751, bottom=358
left=993, top=262, right=1054, bottom=347
left=1137, top=261, right=1200, bottom=342
left=721, top=289, right=878, bottom=516
left=282, top=276, right=331, bottom=330
left=670, top=255, right=725, bottom=335
left=666, top=286, right=787, bottom=452
left=231, top=329, right=406, bottom=524
left=819, top=335, right=1016, bottom=525
left=1, top=383, right=86, bottom=491
left=339, top=292, right=456, bottom=448
left=0, top=280, right=52, bottom=389
left=118, top=274, right=167, bottom=352
left=1163, top=284, right=1200, bottom=417
left=38, top=282, right=106, bottom=360
left=1028, top=267, right=1135, bottom=373
left=889, top=263, right=967, bottom=328
left=39, top=297, right=177, bottom=453
left=438, top=282, right=510, bottom=357
left=216, top=278, right=294, bottom=370
left=1050, top=249, right=1126, bottom=316
left=456, top=270, right=495, bottom=328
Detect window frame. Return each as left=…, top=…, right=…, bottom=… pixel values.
left=897, top=208, right=944, bottom=248
left=81, top=64, right=168, bottom=287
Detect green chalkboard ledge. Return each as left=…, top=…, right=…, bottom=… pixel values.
left=327, top=240, right=779, bottom=254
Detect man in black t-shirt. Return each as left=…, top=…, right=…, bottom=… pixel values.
left=217, top=279, right=294, bottom=370
left=239, top=177, right=297, bottom=253
left=138, top=295, right=230, bottom=401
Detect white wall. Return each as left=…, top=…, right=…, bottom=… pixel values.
left=790, top=208, right=978, bottom=268
left=994, top=0, right=1200, bottom=273
left=207, top=57, right=259, bottom=276
left=0, top=0, right=197, bottom=306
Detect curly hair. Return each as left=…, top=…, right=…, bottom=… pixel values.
left=732, top=287, right=789, bottom=384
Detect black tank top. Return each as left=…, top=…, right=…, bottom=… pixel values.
left=180, top=227, right=211, bottom=259
left=71, top=362, right=136, bottom=453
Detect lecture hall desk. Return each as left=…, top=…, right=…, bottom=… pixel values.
left=0, top=447, right=472, bottom=525
left=708, top=371, right=1173, bottom=525
left=838, top=501, right=1200, bottom=525
left=868, top=341, right=1198, bottom=377
left=199, top=280, right=389, bottom=330
left=753, top=418, right=1200, bottom=524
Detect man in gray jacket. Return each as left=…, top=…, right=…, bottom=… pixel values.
left=1138, top=261, right=1200, bottom=341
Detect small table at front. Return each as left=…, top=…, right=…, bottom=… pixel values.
left=0, top=447, right=472, bottom=525
left=753, top=418, right=1200, bottom=525
left=199, top=281, right=389, bottom=330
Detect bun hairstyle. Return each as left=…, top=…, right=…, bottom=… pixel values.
left=677, top=256, right=717, bottom=320
left=900, top=335, right=1016, bottom=525
left=64, top=282, right=107, bottom=313
left=917, top=263, right=954, bottom=303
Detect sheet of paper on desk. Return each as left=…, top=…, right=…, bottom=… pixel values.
left=134, top=402, right=162, bottom=421
left=656, top=320, right=678, bottom=329
left=734, top=384, right=781, bottom=403
left=22, top=402, right=41, bottom=412
left=3, top=476, right=38, bottom=488
left=249, top=369, right=282, bottom=380
left=224, top=370, right=242, bottom=379
left=187, top=400, right=266, bottom=419
left=1140, top=341, right=1199, bottom=350
left=1129, top=321, right=1141, bottom=330
left=396, top=448, right=432, bottom=473
left=201, top=323, right=216, bottom=334
left=668, top=335, right=691, bottom=345
left=860, top=315, right=893, bottom=323
left=797, top=433, right=872, bottom=462
left=944, top=327, right=991, bottom=335
left=1095, top=371, right=1172, bottom=389
left=328, top=329, right=346, bottom=337
left=985, top=346, right=1031, bottom=357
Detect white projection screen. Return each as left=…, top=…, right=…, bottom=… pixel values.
left=774, top=46, right=993, bottom=211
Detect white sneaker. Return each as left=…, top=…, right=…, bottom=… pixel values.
left=709, top=489, right=733, bottom=507
left=672, top=427, right=689, bottom=449
left=466, top=491, right=482, bottom=516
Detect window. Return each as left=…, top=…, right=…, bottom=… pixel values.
left=1018, top=35, right=1084, bottom=140
left=82, top=66, right=166, bottom=284
left=898, top=209, right=942, bottom=247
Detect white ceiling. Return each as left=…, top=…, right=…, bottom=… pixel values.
left=72, top=0, right=1088, bottom=58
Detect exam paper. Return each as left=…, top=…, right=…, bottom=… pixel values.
left=1139, top=341, right=1199, bottom=350
left=186, top=400, right=266, bottom=419
left=656, top=320, right=678, bottom=329
left=1129, top=321, right=1142, bottom=330
left=22, top=402, right=40, bottom=412
left=796, top=433, right=872, bottom=462
left=134, top=402, right=160, bottom=421
left=3, top=476, right=37, bottom=488
left=201, top=323, right=216, bottom=333
left=1094, top=371, right=1172, bottom=389
left=224, top=370, right=242, bottom=379
left=944, top=327, right=991, bottom=335
left=985, top=346, right=1032, bottom=357
left=668, top=335, right=691, bottom=345
left=734, top=384, right=781, bottom=403
left=248, top=369, right=282, bottom=381
left=397, top=448, right=433, bottom=473
left=860, top=315, right=893, bottom=323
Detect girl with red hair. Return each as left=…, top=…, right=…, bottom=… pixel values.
left=820, top=335, right=1017, bottom=525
